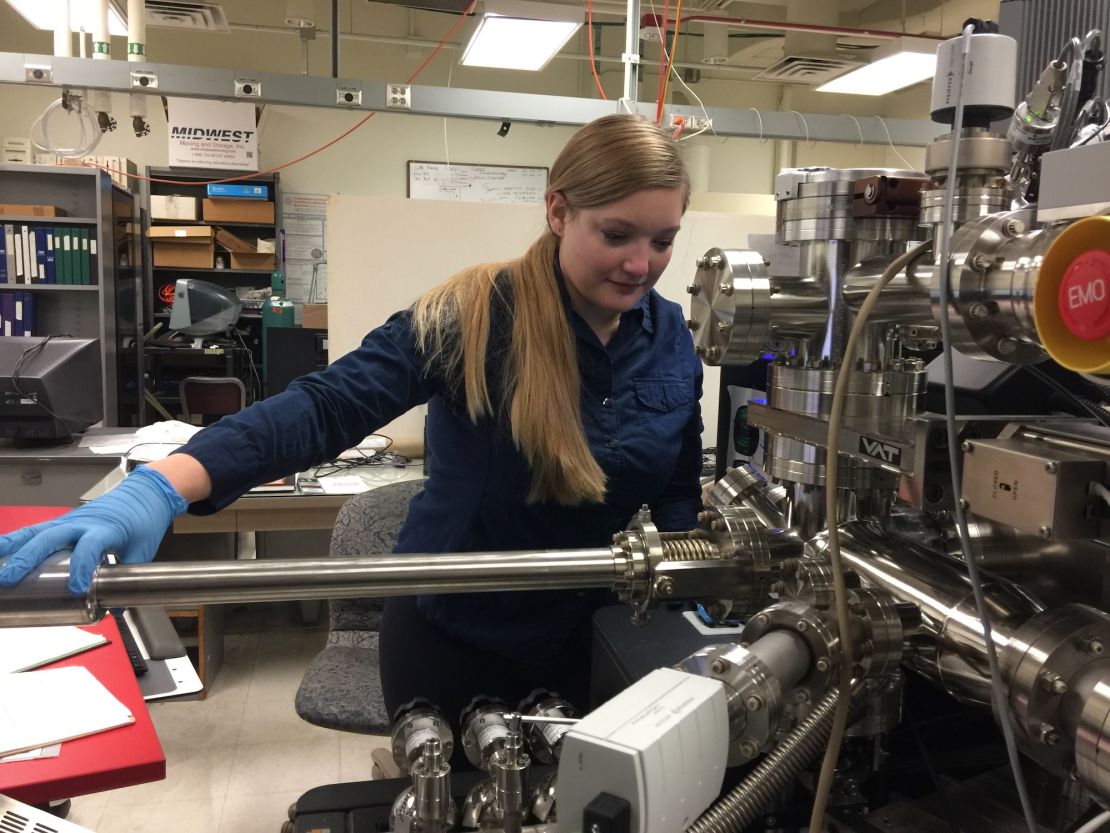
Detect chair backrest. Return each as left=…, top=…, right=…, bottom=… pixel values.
left=329, top=479, right=424, bottom=632
left=180, top=376, right=247, bottom=424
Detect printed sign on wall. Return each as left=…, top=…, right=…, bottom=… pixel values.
left=167, top=98, right=258, bottom=171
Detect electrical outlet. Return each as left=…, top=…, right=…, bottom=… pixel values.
left=670, top=114, right=712, bottom=132
left=386, top=84, right=412, bottom=110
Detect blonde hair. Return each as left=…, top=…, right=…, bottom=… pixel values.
left=412, top=115, right=690, bottom=505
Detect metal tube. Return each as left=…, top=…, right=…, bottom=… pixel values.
left=813, top=521, right=1043, bottom=705
left=331, top=0, right=339, bottom=78
left=98, top=549, right=621, bottom=607
left=622, top=0, right=641, bottom=105
left=0, top=549, right=623, bottom=627
left=746, top=629, right=811, bottom=688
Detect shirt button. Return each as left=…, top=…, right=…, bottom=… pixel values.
left=662, top=397, right=669, bottom=407
left=602, top=397, right=611, bottom=406
left=608, top=439, right=619, bottom=449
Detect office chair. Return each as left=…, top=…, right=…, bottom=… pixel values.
left=294, top=479, right=424, bottom=760
left=179, top=376, right=247, bottom=425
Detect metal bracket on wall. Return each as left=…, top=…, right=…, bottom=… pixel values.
left=0, top=51, right=939, bottom=147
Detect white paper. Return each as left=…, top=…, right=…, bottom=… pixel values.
left=281, top=192, right=329, bottom=305
left=0, top=666, right=135, bottom=756
left=0, top=627, right=108, bottom=674
left=317, top=475, right=370, bottom=495
left=1, top=743, right=62, bottom=763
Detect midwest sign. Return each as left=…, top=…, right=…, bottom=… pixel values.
left=167, top=98, right=258, bottom=171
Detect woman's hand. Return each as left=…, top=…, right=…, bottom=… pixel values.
left=0, top=466, right=188, bottom=594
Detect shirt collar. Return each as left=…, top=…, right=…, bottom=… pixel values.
left=552, top=247, right=654, bottom=336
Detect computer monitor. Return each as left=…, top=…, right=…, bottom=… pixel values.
left=169, top=279, right=243, bottom=336
left=0, top=336, right=102, bottom=446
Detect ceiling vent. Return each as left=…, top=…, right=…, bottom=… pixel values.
left=753, top=54, right=864, bottom=85
left=143, top=1, right=229, bottom=32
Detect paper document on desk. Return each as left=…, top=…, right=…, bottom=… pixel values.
left=0, top=626, right=108, bottom=673
left=318, top=475, right=371, bottom=494
left=0, top=743, right=61, bottom=763
left=0, top=666, right=135, bottom=757
left=83, top=420, right=201, bottom=459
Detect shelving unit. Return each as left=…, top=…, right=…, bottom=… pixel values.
left=140, top=168, right=280, bottom=419
left=0, top=163, right=145, bottom=427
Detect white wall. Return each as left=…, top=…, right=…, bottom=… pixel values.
left=327, top=195, right=776, bottom=447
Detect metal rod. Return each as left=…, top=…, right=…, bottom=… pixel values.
left=95, top=548, right=621, bottom=609
left=622, top=0, right=641, bottom=106
left=331, top=0, right=339, bottom=78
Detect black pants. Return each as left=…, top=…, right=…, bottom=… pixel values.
left=380, top=596, right=594, bottom=769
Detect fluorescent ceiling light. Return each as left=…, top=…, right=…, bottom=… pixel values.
left=6, top=0, right=128, bottom=37
left=817, top=36, right=938, bottom=95
left=461, top=0, right=583, bottom=71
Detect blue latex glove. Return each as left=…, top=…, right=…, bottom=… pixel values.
left=0, top=466, right=188, bottom=595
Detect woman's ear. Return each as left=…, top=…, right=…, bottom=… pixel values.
left=546, top=191, right=568, bottom=236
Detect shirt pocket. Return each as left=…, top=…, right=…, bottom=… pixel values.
left=634, top=377, right=693, bottom=412
left=633, top=376, right=695, bottom=442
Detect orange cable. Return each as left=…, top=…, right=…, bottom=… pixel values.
left=84, top=0, right=480, bottom=186
left=655, top=0, right=670, bottom=121
left=658, top=0, right=685, bottom=123
left=586, top=0, right=607, bottom=100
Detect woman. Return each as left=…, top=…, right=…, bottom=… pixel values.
left=0, top=114, right=703, bottom=738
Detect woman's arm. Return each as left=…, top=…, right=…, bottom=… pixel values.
left=146, top=453, right=212, bottom=504
left=176, top=309, right=436, bottom=513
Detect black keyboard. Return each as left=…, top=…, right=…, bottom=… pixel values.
left=110, top=609, right=149, bottom=677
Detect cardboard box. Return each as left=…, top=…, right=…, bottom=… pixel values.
left=207, top=183, right=269, bottom=199
left=229, top=251, right=276, bottom=270
left=150, top=226, right=213, bottom=241
left=152, top=227, right=214, bottom=267
left=153, top=242, right=215, bottom=268
left=302, top=304, right=328, bottom=329
left=203, top=198, right=274, bottom=224
left=213, top=227, right=255, bottom=253
left=151, top=195, right=198, bottom=221
left=0, top=203, right=68, bottom=217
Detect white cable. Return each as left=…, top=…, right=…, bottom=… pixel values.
left=1075, top=810, right=1110, bottom=833
left=809, top=238, right=932, bottom=833
left=936, top=23, right=1039, bottom=833
left=875, top=116, right=916, bottom=170
left=30, top=95, right=102, bottom=158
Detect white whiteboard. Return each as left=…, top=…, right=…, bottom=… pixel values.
left=407, top=161, right=548, bottom=204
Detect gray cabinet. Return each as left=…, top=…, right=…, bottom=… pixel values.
left=0, top=163, right=144, bottom=426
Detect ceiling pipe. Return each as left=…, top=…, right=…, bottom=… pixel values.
left=225, top=22, right=766, bottom=76
left=586, top=5, right=944, bottom=42
left=331, top=0, right=339, bottom=78
left=93, top=0, right=110, bottom=59
left=54, top=0, right=73, bottom=58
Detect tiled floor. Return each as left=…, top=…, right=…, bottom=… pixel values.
left=65, top=605, right=390, bottom=833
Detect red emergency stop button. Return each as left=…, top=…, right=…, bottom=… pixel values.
left=1058, top=250, right=1110, bottom=341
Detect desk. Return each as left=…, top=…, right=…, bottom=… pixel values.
left=84, top=465, right=425, bottom=535
left=0, top=430, right=125, bottom=507
left=0, top=507, right=166, bottom=804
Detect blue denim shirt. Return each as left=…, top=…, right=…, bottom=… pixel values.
left=179, top=267, right=703, bottom=665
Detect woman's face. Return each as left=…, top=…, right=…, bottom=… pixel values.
left=547, top=186, right=684, bottom=332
